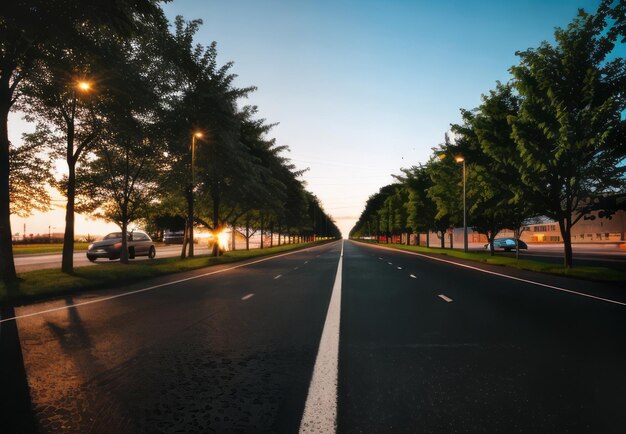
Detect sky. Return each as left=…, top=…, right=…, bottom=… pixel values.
left=10, top=0, right=614, bottom=238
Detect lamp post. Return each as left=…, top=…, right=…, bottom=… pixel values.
left=187, top=132, right=203, bottom=258
left=455, top=156, right=468, bottom=253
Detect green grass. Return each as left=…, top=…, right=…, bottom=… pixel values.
left=13, top=243, right=90, bottom=255
left=0, top=241, right=332, bottom=303
left=355, top=240, right=626, bottom=283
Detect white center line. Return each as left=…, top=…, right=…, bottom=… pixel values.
left=299, top=240, right=343, bottom=433
left=397, top=266, right=402, bottom=270
left=241, top=293, right=254, bottom=300
left=410, top=274, right=417, bottom=279
left=274, top=274, right=282, bottom=280
left=438, top=294, right=453, bottom=303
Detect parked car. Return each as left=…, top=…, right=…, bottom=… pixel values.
left=87, top=230, right=156, bottom=261
left=484, top=238, right=528, bottom=252
left=163, top=230, right=185, bottom=245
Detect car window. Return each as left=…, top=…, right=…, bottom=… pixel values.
left=104, top=232, right=123, bottom=240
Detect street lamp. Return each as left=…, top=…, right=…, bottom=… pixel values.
left=455, top=155, right=468, bottom=253
left=77, top=81, right=92, bottom=92
left=187, top=131, right=203, bottom=257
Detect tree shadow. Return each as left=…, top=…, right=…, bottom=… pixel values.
left=0, top=305, right=38, bottom=433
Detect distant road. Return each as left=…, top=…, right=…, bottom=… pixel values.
left=14, top=244, right=211, bottom=273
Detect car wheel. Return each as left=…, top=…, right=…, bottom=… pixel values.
left=87, top=255, right=96, bottom=262
left=148, top=246, right=156, bottom=259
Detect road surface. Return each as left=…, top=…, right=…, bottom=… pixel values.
left=2, top=240, right=626, bottom=433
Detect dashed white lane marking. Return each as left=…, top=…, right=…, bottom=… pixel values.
left=299, top=240, right=343, bottom=433
left=397, top=266, right=402, bottom=270
left=410, top=274, right=417, bottom=279
left=241, top=293, right=254, bottom=300
left=305, top=261, right=309, bottom=264
left=294, top=267, right=299, bottom=270
left=274, top=274, right=282, bottom=280
left=438, top=294, right=453, bottom=303
left=0, top=241, right=341, bottom=324
left=387, top=262, right=392, bottom=265
left=358, top=241, right=626, bottom=307
left=378, top=257, right=383, bottom=260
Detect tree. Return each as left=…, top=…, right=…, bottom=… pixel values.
left=509, top=7, right=626, bottom=267
left=8, top=133, right=53, bottom=217
left=0, top=0, right=163, bottom=281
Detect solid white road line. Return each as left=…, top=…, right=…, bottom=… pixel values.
left=357, top=241, right=626, bottom=307
left=410, top=274, right=417, bottom=279
left=438, top=294, right=453, bottom=303
left=299, top=240, right=343, bottom=434
left=274, top=274, right=282, bottom=280
left=0, top=241, right=340, bottom=324
left=241, top=293, right=255, bottom=301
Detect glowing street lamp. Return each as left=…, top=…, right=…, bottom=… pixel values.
left=77, top=81, right=92, bottom=92
left=187, top=131, right=204, bottom=258
left=455, top=155, right=468, bottom=253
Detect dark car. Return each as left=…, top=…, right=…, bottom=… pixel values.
left=484, top=237, right=528, bottom=252
left=163, top=230, right=185, bottom=245
left=87, top=230, right=156, bottom=261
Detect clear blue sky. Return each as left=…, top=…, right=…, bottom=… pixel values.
left=159, top=0, right=610, bottom=236
left=12, top=0, right=619, bottom=237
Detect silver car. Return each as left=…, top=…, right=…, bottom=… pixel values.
left=87, top=230, right=156, bottom=261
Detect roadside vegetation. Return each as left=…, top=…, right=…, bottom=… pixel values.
left=0, top=240, right=332, bottom=303
left=350, top=1, right=625, bottom=269
left=1, top=1, right=341, bottom=285
left=13, top=243, right=90, bottom=255
left=357, top=240, right=626, bottom=283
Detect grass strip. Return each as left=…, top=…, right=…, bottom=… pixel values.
left=13, top=243, right=90, bottom=255
left=1, top=241, right=332, bottom=303
left=355, top=240, right=626, bottom=283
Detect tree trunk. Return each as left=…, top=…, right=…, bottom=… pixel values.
left=186, top=184, right=194, bottom=257
left=61, top=163, right=76, bottom=273
left=559, top=218, right=573, bottom=268
left=211, top=190, right=220, bottom=256
left=180, top=221, right=188, bottom=259
left=426, top=232, right=429, bottom=248
left=0, top=101, right=16, bottom=282
left=416, top=233, right=420, bottom=246
left=488, top=232, right=496, bottom=256
left=260, top=214, right=264, bottom=249
left=120, top=218, right=129, bottom=264
left=245, top=214, right=250, bottom=251
left=440, top=231, right=445, bottom=249
left=231, top=224, right=237, bottom=251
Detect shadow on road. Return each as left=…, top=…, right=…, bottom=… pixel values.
left=0, top=305, right=38, bottom=433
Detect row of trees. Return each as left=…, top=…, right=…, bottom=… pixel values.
left=350, top=1, right=625, bottom=268
left=1, top=1, right=340, bottom=283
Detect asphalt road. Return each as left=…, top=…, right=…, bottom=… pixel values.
left=2, top=239, right=626, bottom=433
